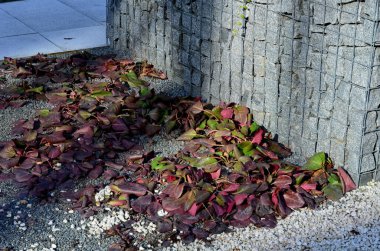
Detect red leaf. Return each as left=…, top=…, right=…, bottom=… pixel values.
left=337, top=167, right=357, bottom=193
left=283, top=190, right=305, bottom=209
left=221, top=108, right=233, bottom=119
left=210, top=168, right=221, bottom=179
left=223, top=183, right=240, bottom=193
left=251, top=128, right=264, bottom=145
left=234, top=194, right=248, bottom=206
left=300, top=183, right=317, bottom=191
left=188, top=203, right=201, bottom=216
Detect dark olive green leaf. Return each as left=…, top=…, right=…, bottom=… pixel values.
left=232, top=130, right=245, bottom=139
left=120, top=71, right=146, bottom=87
left=0, top=144, right=16, bottom=159
left=90, top=90, right=112, bottom=98
left=25, top=86, right=44, bottom=94
left=177, top=129, right=199, bottom=141
left=322, top=183, right=344, bottom=201
left=79, top=110, right=92, bottom=120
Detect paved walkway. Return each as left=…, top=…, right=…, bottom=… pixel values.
left=0, top=0, right=107, bottom=59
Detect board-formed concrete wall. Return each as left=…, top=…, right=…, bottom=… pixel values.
left=107, top=0, right=380, bottom=185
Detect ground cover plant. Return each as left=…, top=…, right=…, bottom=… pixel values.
left=0, top=53, right=357, bottom=250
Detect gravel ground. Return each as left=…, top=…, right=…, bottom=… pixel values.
left=1, top=50, right=380, bottom=251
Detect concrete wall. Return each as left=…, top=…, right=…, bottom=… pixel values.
left=107, top=0, right=380, bottom=185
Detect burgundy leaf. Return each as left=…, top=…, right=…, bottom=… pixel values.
left=272, top=175, right=292, bottom=188
left=19, top=158, right=36, bottom=170
left=102, top=169, right=118, bottom=180
left=223, top=183, right=240, bottom=193
left=111, top=118, right=128, bottom=132
left=112, top=183, right=147, bottom=196
left=283, top=190, right=305, bottom=209
left=41, top=131, right=66, bottom=144
left=88, top=165, right=103, bottom=179
left=233, top=205, right=253, bottom=221
left=0, top=157, right=20, bottom=169
left=145, top=124, right=161, bottom=137
left=131, top=194, right=152, bottom=213
left=48, top=147, right=61, bottom=159
left=260, top=214, right=277, bottom=228
left=157, top=220, right=173, bottom=233
left=229, top=219, right=250, bottom=228
left=192, top=227, right=209, bottom=239
left=14, top=169, right=33, bottom=183
left=73, top=125, right=94, bottom=139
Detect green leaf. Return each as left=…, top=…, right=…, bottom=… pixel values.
left=328, top=173, right=341, bottom=185
left=120, top=71, right=146, bottom=87
left=194, top=157, right=218, bottom=168
left=238, top=141, right=254, bottom=156
left=151, top=156, right=174, bottom=171
left=165, top=120, right=176, bottom=133
left=140, top=86, right=150, bottom=96
left=232, top=130, right=245, bottom=139
left=303, top=152, right=326, bottom=171
left=198, top=119, right=207, bottom=129
left=39, top=109, right=51, bottom=117
left=193, top=157, right=219, bottom=172
left=240, top=125, right=249, bottom=136
left=295, top=173, right=305, bottom=185
left=177, top=129, right=199, bottom=141
left=207, top=119, right=219, bottom=130
left=211, top=107, right=223, bottom=120
left=26, top=86, right=44, bottom=94
left=90, top=90, right=112, bottom=98
left=249, top=122, right=260, bottom=134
